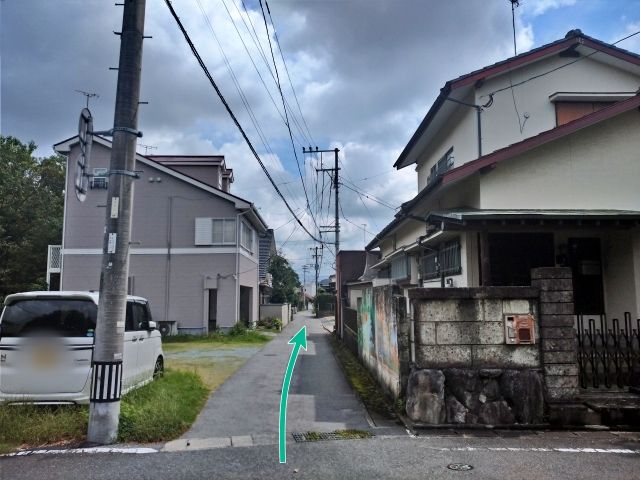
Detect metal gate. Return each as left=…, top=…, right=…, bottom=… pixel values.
left=576, top=313, right=640, bottom=389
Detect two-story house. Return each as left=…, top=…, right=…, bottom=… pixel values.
left=367, top=29, right=640, bottom=322
left=50, top=134, right=270, bottom=334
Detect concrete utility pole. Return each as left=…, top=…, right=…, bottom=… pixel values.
left=310, top=246, right=322, bottom=318
left=306, top=147, right=340, bottom=256
left=302, top=265, right=310, bottom=309
left=87, top=0, right=146, bottom=445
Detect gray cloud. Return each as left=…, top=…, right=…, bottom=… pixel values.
left=2, top=0, right=556, bottom=278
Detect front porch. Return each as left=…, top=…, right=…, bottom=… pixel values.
left=419, top=210, right=640, bottom=394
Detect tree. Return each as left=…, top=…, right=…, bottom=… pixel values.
left=268, top=254, right=301, bottom=305
left=0, top=136, right=65, bottom=302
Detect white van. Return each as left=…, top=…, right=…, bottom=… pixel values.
left=0, top=291, right=164, bottom=404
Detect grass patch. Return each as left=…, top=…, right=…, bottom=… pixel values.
left=162, top=329, right=269, bottom=344
left=165, top=353, right=249, bottom=390
left=118, top=370, right=208, bottom=442
left=333, top=429, right=373, bottom=439
left=0, top=370, right=208, bottom=452
left=329, top=335, right=396, bottom=419
left=0, top=403, right=87, bottom=454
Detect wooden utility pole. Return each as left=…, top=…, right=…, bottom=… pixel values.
left=87, top=0, right=146, bottom=444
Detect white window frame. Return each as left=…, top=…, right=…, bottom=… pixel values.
left=240, top=220, right=254, bottom=253
left=195, top=217, right=236, bottom=246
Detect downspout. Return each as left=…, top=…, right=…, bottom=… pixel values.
left=236, top=209, right=251, bottom=326
left=165, top=196, right=173, bottom=326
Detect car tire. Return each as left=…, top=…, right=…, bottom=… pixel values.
left=153, top=356, right=164, bottom=379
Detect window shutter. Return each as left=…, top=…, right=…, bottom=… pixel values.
left=195, top=217, right=212, bottom=245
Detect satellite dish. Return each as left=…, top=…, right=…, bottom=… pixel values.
left=75, top=108, right=93, bottom=202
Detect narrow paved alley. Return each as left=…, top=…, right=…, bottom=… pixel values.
left=181, top=310, right=393, bottom=444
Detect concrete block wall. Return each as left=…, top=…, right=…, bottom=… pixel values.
left=409, top=287, right=541, bottom=369
left=259, top=303, right=291, bottom=327
left=531, top=267, right=579, bottom=402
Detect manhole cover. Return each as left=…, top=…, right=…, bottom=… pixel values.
left=447, top=464, right=473, bottom=471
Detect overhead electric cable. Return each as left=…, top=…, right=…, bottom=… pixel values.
left=258, top=0, right=316, bottom=233
left=265, top=0, right=315, bottom=144
left=339, top=182, right=398, bottom=210
left=194, top=0, right=304, bottom=214
left=164, top=0, right=325, bottom=243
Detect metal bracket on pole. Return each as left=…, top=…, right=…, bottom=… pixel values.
left=91, top=127, right=143, bottom=138
left=107, top=169, right=142, bottom=179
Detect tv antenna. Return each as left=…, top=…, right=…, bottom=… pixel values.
left=75, top=89, right=100, bottom=108
left=139, top=144, right=157, bottom=155
left=509, top=0, right=521, bottom=55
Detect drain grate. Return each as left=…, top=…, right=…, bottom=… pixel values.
left=292, top=430, right=373, bottom=443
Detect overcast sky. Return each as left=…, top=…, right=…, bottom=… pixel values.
left=2, top=0, right=639, bottom=283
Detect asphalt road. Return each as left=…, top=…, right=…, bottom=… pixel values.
left=2, top=432, right=639, bottom=479
left=2, top=310, right=639, bottom=478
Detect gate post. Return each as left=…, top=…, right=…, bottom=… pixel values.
left=531, top=267, right=579, bottom=402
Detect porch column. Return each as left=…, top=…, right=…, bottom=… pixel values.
left=531, top=267, right=579, bottom=402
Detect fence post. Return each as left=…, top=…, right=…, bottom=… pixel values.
left=531, top=267, right=579, bottom=402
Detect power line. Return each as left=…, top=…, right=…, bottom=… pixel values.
left=164, top=0, right=325, bottom=244
left=265, top=0, right=315, bottom=145
left=338, top=156, right=380, bottom=230
left=258, top=0, right=316, bottom=235
left=339, top=181, right=398, bottom=210
left=194, top=0, right=297, bottom=205
left=227, top=0, right=313, bottom=147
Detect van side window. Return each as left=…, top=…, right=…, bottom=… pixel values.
left=132, top=302, right=150, bottom=330
left=125, top=302, right=135, bottom=332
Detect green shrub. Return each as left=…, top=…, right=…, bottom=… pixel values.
left=257, top=316, right=282, bottom=331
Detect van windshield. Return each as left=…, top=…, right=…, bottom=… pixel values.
left=0, top=299, right=97, bottom=338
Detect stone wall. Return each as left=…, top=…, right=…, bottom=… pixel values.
left=405, top=368, right=545, bottom=425
left=409, top=287, right=540, bottom=369
left=405, top=287, right=544, bottom=425
left=530, top=267, right=579, bottom=402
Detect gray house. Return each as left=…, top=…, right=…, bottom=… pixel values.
left=51, top=135, right=270, bottom=334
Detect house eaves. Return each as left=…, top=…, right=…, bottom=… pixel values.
left=53, top=134, right=269, bottom=232
left=369, top=92, right=640, bottom=250
left=394, top=29, right=640, bottom=170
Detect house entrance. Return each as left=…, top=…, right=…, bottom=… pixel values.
left=568, top=237, right=604, bottom=315
left=240, top=286, right=252, bottom=326
left=208, top=288, right=218, bottom=332
left=487, top=233, right=554, bottom=286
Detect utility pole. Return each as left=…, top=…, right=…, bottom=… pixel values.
left=87, top=0, right=146, bottom=445
left=310, top=246, right=322, bottom=318
left=305, top=146, right=340, bottom=327
left=304, top=147, right=340, bottom=254
left=302, top=265, right=310, bottom=310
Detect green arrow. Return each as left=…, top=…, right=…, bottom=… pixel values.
left=279, top=326, right=307, bottom=464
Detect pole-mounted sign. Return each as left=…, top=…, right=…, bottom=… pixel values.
left=75, top=108, right=93, bottom=202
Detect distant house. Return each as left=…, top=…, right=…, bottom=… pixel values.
left=258, top=229, right=276, bottom=304
left=368, top=29, right=640, bottom=321
left=49, top=135, right=271, bottom=334
left=335, top=250, right=380, bottom=352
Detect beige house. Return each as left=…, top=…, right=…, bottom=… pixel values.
left=368, top=29, right=640, bottom=323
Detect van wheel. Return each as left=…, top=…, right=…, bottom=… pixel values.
left=153, top=357, right=164, bottom=379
